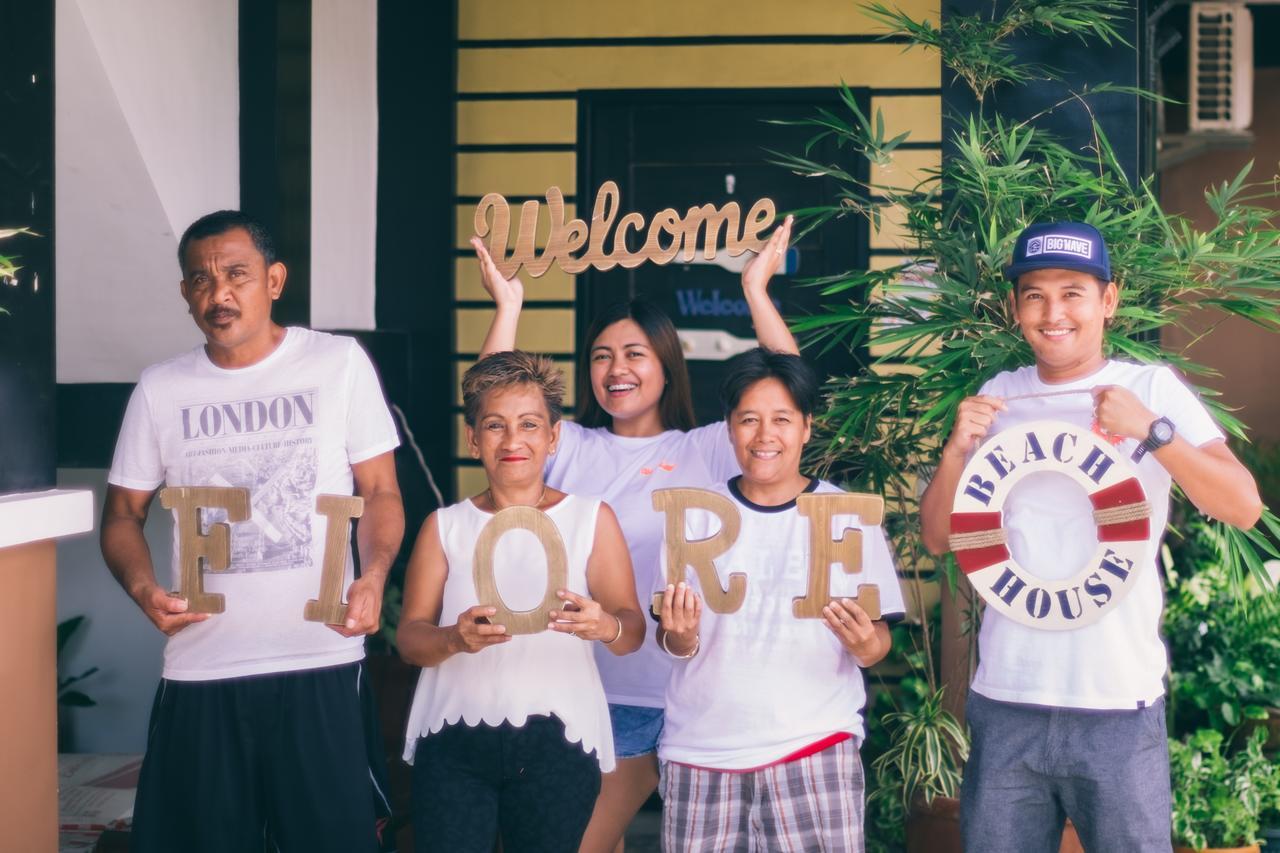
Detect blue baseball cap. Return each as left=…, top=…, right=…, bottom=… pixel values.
left=1004, top=222, right=1111, bottom=283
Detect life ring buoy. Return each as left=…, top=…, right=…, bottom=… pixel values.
left=949, top=420, right=1154, bottom=630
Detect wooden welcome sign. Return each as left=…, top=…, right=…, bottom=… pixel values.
left=950, top=420, right=1154, bottom=630
left=159, top=486, right=364, bottom=625
left=474, top=181, right=776, bottom=279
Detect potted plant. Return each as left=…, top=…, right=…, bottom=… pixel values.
left=868, top=682, right=968, bottom=852
left=1164, top=516, right=1280, bottom=745
left=773, top=0, right=1280, bottom=847
left=1169, top=728, right=1280, bottom=853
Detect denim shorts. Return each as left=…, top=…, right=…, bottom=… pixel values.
left=608, top=703, right=664, bottom=759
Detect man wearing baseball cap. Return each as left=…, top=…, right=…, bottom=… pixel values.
left=919, top=221, right=1261, bottom=852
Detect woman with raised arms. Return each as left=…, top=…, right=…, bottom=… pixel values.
left=397, top=351, right=645, bottom=853
left=470, top=215, right=797, bottom=852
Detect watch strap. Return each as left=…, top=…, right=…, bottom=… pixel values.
left=1130, top=416, right=1174, bottom=463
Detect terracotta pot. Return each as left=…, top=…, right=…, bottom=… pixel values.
left=905, top=796, right=1083, bottom=853
left=906, top=795, right=961, bottom=853
left=1173, top=846, right=1261, bottom=853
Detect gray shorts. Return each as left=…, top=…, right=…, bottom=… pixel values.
left=960, top=691, right=1172, bottom=853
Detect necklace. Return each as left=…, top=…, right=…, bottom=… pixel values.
left=487, top=484, right=548, bottom=511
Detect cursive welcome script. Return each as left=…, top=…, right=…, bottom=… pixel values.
left=474, top=181, right=777, bottom=279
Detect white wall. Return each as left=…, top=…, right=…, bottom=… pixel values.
left=56, top=469, right=168, bottom=754
left=311, top=0, right=379, bottom=331
left=55, top=0, right=239, bottom=383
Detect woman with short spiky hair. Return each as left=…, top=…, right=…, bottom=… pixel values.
left=398, top=351, right=646, bottom=853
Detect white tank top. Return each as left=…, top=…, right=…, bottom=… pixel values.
left=402, top=494, right=616, bottom=771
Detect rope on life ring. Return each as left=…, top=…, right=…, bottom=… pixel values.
left=949, top=475, right=1152, bottom=576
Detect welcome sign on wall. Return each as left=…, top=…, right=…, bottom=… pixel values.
left=949, top=420, right=1154, bottom=630
left=473, top=181, right=778, bottom=279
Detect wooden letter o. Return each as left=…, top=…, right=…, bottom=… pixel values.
left=472, top=506, right=568, bottom=635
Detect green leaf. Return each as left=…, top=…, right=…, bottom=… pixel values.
left=58, top=691, right=96, bottom=708
left=56, top=615, right=85, bottom=655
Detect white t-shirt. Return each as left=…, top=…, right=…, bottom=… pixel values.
left=658, top=478, right=907, bottom=770
left=108, top=327, right=401, bottom=681
left=969, top=360, right=1223, bottom=709
left=402, top=495, right=615, bottom=771
left=546, top=419, right=740, bottom=708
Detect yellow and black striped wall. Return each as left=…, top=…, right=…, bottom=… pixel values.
left=450, top=0, right=942, bottom=497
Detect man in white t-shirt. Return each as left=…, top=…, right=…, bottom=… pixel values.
left=100, top=211, right=405, bottom=853
left=920, top=221, right=1262, bottom=853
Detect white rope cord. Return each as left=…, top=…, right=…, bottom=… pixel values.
left=948, top=528, right=1008, bottom=551
left=1092, top=501, right=1152, bottom=526
left=1001, top=389, right=1097, bottom=403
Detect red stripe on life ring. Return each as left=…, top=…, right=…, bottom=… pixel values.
left=949, top=512, right=1008, bottom=574
left=1089, top=477, right=1150, bottom=542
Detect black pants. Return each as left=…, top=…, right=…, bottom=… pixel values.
left=131, top=662, right=392, bottom=853
left=411, top=714, right=601, bottom=853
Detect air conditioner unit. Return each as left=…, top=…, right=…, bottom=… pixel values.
left=1189, top=2, right=1254, bottom=132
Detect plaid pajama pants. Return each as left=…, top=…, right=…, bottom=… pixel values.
left=659, top=738, right=865, bottom=852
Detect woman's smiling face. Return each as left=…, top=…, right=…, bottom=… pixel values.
left=588, top=318, right=668, bottom=426
left=466, top=383, right=559, bottom=487
left=728, top=377, right=812, bottom=489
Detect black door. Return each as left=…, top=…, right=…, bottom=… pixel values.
left=578, top=88, right=869, bottom=424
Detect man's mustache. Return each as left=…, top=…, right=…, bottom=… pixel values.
left=205, top=308, right=240, bottom=322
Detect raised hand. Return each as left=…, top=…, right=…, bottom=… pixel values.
left=471, top=236, right=524, bottom=310
left=741, top=214, right=794, bottom=299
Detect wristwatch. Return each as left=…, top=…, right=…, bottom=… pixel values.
left=1131, top=416, right=1175, bottom=462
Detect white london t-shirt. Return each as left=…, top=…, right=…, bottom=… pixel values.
left=658, top=478, right=907, bottom=770
left=969, top=360, right=1222, bottom=709
left=108, top=327, right=400, bottom=681
left=546, top=420, right=740, bottom=708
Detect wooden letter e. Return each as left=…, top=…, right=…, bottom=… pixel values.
left=793, top=493, right=883, bottom=621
